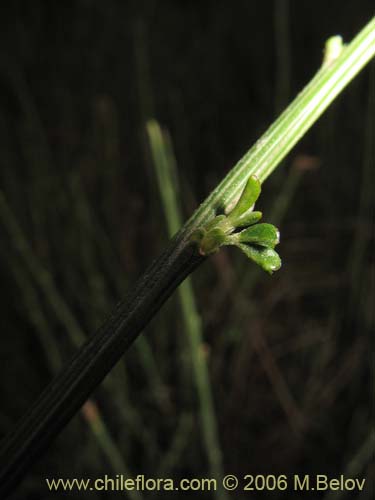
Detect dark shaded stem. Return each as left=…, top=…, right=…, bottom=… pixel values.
left=0, top=235, right=204, bottom=496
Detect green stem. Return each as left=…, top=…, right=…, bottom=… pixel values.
left=0, top=17, right=374, bottom=497
left=185, top=16, right=375, bottom=230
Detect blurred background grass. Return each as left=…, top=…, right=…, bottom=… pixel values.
left=0, top=1, right=374, bottom=499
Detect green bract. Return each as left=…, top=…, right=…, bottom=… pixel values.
left=230, top=210, right=262, bottom=229
left=199, top=227, right=227, bottom=255
left=227, top=175, right=261, bottom=223
left=192, top=175, right=281, bottom=274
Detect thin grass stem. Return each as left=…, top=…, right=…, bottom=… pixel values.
left=147, top=120, right=227, bottom=499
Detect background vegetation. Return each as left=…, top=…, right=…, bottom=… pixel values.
left=0, top=1, right=373, bottom=499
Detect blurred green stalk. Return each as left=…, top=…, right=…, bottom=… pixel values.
left=146, top=120, right=227, bottom=499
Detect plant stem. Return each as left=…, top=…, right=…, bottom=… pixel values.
left=184, top=16, right=375, bottom=230
left=0, top=16, right=374, bottom=496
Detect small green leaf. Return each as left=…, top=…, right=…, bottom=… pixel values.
left=227, top=175, right=261, bottom=222
left=229, top=210, right=262, bottom=228
left=238, top=223, right=280, bottom=248
left=199, top=227, right=227, bottom=255
left=204, top=215, right=227, bottom=232
left=236, top=243, right=281, bottom=274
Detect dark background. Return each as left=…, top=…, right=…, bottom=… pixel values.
left=0, top=1, right=374, bottom=499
